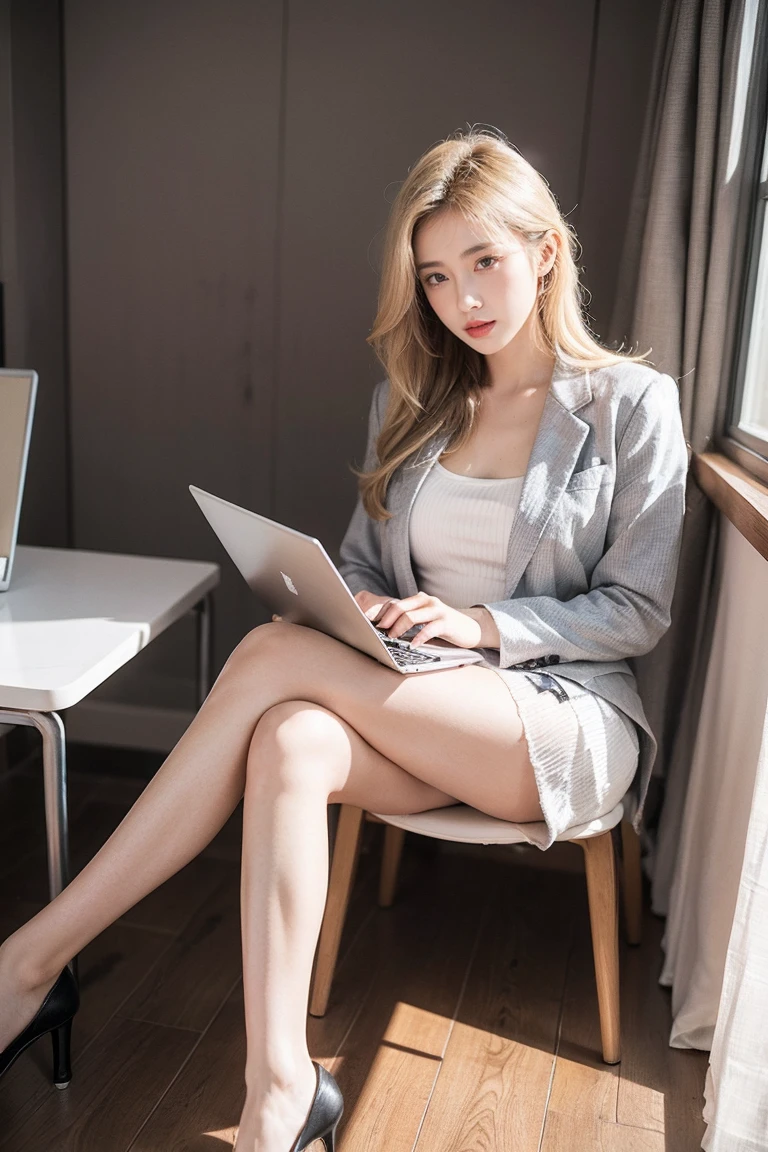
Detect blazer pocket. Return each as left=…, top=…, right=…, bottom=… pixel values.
left=565, top=463, right=610, bottom=491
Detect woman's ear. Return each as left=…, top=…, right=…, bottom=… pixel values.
left=538, top=230, right=559, bottom=277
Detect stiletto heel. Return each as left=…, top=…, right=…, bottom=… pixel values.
left=51, top=1017, right=73, bottom=1088
left=0, top=965, right=80, bottom=1087
left=290, top=1060, right=344, bottom=1152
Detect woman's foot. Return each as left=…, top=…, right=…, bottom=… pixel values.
left=234, top=1058, right=319, bottom=1152
left=0, top=938, right=60, bottom=1054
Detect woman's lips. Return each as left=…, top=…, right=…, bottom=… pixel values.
left=464, top=321, right=496, bottom=338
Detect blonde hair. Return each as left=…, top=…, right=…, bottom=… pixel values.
left=358, top=128, right=650, bottom=520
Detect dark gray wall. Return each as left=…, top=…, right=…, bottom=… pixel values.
left=274, top=0, right=593, bottom=546
left=578, top=0, right=664, bottom=341
left=2, top=0, right=68, bottom=546
left=5, top=0, right=663, bottom=723
left=64, top=0, right=283, bottom=695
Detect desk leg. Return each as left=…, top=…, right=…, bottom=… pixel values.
left=193, top=591, right=215, bottom=709
left=0, top=708, right=69, bottom=901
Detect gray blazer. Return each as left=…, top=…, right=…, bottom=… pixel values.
left=339, top=357, right=690, bottom=828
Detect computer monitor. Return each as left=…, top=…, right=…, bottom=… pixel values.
left=0, top=370, right=38, bottom=592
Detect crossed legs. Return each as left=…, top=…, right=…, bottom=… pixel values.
left=0, top=622, right=542, bottom=1150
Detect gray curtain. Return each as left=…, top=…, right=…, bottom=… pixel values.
left=609, top=0, right=766, bottom=913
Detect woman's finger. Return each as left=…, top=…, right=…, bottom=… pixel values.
left=355, top=591, right=393, bottom=619
left=379, top=605, right=443, bottom=641
left=376, top=593, right=433, bottom=630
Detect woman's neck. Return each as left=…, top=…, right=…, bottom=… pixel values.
left=484, top=318, right=556, bottom=398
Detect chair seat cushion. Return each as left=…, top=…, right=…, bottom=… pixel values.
left=368, top=801, right=624, bottom=846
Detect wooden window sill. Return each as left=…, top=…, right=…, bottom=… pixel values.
left=693, top=452, right=768, bottom=562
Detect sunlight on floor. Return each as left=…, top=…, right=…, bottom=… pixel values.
left=548, top=1052, right=666, bottom=1140
left=202, top=1128, right=236, bottom=1147
left=381, top=1000, right=450, bottom=1054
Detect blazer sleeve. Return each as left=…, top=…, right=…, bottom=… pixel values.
left=338, top=379, right=395, bottom=598
left=480, top=373, right=690, bottom=669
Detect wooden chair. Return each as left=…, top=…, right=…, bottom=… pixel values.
left=309, top=801, right=643, bottom=1065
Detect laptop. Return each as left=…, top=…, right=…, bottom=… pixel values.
left=189, top=485, right=485, bottom=674
left=0, top=370, right=38, bottom=592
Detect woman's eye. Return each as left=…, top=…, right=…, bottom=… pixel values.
left=423, top=257, right=499, bottom=287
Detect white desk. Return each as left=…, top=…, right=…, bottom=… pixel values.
left=0, top=546, right=220, bottom=901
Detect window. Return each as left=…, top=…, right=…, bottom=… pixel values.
left=726, top=112, right=768, bottom=484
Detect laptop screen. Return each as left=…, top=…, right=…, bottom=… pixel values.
left=0, top=370, right=37, bottom=590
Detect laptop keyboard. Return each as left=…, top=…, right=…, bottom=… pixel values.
left=375, top=628, right=442, bottom=667
left=390, top=646, right=442, bottom=667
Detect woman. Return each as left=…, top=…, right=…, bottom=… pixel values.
left=0, top=130, right=688, bottom=1151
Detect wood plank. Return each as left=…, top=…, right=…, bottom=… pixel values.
left=320, top=849, right=488, bottom=1151
left=0, top=1014, right=198, bottom=1151
left=0, top=916, right=173, bottom=1124
left=118, top=853, right=238, bottom=936
left=415, top=861, right=576, bottom=1152
left=693, top=451, right=768, bottom=562
left=0, top=798, right=144, bottom=901
left=128, top=827, right=397, bottom=1150
left=89, top=775, right=245, bottom=871
left=307, top=832, right=474, bottom=1059
left=88, top=774, right=149, bottom=807
left=118, top=862, right=242, bottom=1031
left=542, top=899, right=708, bottom=1152
left=616, top=912, right=708, bottom=1148
left=126, top=981, right=247, bottom=1151
left=0, top=767, right=102, bottom=881
left=0, top=898, right=46, bottom=936
left=539, top=882, right=619, bottom=1151
left=200, top=800, right=243, bottom=862
left=307, top=852, right=436, bottom=1060
left=597, top=1121, right=665, bottom=1150
left=0, top=774, right=709, bottom=1151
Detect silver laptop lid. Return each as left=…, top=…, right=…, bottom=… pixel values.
left=0, top=370, right=38, bottom=592
left=188, top=483, right=396, bottom=665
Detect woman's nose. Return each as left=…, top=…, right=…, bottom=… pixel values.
left=458, top=289, right=482, bottom=312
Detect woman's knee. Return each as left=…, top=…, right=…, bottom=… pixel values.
left=229, top=620, right=297, bottom=664
left=215, top=621, right=309, bottom=690
left=247, top=701, right=349, bottom=794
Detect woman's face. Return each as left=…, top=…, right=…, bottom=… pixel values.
left=413, top=208, right=551, bottom=358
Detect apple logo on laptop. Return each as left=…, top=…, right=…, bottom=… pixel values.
left=281, top=571, right=299, bottom=596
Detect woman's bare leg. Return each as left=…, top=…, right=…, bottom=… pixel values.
left=0, top=623, right=541, bottom=1147
left=234, top=700, right=455, bottom=1152
left=233, top=701, right=457, bottom=1151
left=223, top=627, right=543, bottom=1151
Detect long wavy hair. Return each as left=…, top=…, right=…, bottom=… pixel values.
left=358, top=129, right=650, bottom=520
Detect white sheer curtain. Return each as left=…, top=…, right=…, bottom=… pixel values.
left=703, top=702, right=768, bottom=1148
left=659, top=517, right=768, bottom=1144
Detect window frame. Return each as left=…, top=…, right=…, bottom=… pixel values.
left=719, top=14, right=768, bottom=487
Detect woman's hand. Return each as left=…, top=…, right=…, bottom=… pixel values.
left=354, top=589, right=496, bottom=650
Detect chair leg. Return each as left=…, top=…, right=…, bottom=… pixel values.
left=579, top=830, right=621, bottom=1064
left=378, top=825, right=407, bottom=907
left=309, top=804, right=365, bottom=1017
left=620, top=818, right=643, bottom=946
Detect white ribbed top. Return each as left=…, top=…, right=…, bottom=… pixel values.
left=409, top=460, right=524, bottom=607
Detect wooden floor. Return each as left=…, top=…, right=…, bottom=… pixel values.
left=0, top=745, right=708, bottom=1151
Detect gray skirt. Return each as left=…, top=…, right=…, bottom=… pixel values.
left=479, top=660, right=641, bottom=850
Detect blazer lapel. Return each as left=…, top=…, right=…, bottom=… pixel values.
left=383, top=359, right=593, bottom=600
left=504, top=362, right=593, bottom=593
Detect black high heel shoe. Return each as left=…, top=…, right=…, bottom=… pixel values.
left=291, top=1060, right=344, bottom=1152
left=0, top=965, right=80, bottom=1088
